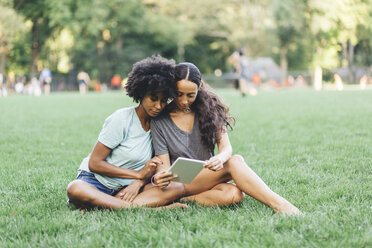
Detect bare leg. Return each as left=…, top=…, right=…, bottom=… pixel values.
left=239, top=79, right=248, bottom=96
left=183, top=155, right=301, bottom=215
left=79, top=84, right=87, bottom=94
left=67, top=180, right=130, bottom=209
left=44, top=84, right=50, bottom=95
left=130, top=182, right=186, bottom=208
left=224, top=155, right=301, bottom=215
left=67, top=180, right=185, bottom=210
left=181, top=183, right=244, bottom=206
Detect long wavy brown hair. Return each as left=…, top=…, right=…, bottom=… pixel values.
left=175, top=62, right=235, bottom=151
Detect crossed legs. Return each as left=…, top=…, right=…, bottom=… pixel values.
left=67, top=180, right=185, bottom=210
left=67, top=155, right=301, bottom=214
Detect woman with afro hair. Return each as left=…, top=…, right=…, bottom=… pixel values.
left=67, top=55, right=186, bottom=210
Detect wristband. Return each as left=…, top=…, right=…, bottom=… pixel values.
left=151, top=175, right=158, bottom=187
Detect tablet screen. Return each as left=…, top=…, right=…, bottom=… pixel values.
left=168, top=157, right=205, bottom=184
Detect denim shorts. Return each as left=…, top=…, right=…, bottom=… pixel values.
left=77, top=171, right=118, bottom=196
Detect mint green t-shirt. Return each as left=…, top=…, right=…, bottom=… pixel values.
left=78, top=107, right=153, bottom=190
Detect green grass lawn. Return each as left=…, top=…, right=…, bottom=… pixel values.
left=0, top=89, right=371, bottom=247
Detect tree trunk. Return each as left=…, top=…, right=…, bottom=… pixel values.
left=116, top=37, right=123, bottom=54
left=30, top=18, right=39, bottom=79
left=0, top=53, right=5, bottom=75
left=280, top=46, right=288, bottom=85
left=341, top=42, right=347, bottom=67
left=97, top=40, right=106, bottom=84
left=313, top=47, right=323, bottom=90
left=347, top=41, right=355, bottom=84
left=177, top=41, right=184, bottom=63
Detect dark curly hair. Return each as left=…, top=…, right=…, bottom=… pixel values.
left=175, top=62, right=235, bottom=151
left=125, top=55, right=176, bottom=102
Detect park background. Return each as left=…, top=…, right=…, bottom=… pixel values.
left=0, top=0, right=371, bottom=247
left=0, top=0, right=372, bottom=90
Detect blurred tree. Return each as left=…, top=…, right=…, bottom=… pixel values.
left=143, top=0, right=195, bottom=62
left=354, top=0, right=372, bottom=78
left=0, top=0, right=25, bottom=75
left=149, top=0, right=272, bottom=73
left=309, top=0, right=370, bottom=84
left=14, top=0, right=57, bottom=79
left=269, top=0, right=308, bottom=84
left=4, top=0, right=371, bottom=87
left=51, top=0, right=185, bottom=84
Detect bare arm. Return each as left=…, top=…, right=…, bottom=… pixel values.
left=152, top=153, right=178, bottom=189
left=155, top=153, right=171, bottom=172
left=88, top=141, right=159, bottom=180
left=204, top=131, right=232, bottom=171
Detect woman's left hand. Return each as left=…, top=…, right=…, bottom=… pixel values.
left=115, top=180, right=144, bottom=202
left=204, top=156, right=224, bottom=171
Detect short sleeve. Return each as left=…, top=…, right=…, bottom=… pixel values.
left=98, top=110, right=127, bottom=149
left=150, top=119, right=169, bottom=155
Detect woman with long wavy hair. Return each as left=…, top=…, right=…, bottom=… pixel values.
left=150, top=62, right=301, bottom=215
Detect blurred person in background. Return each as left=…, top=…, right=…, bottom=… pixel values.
left=334, top=74, right=344, bottom=91
left=7, top=71, right=15, bottom=92
left=28, top=77, right=42, bottom=96
left=359, top=75, right=367, bottom=89
left=228, top=50, right=241, bottom=91
left=77, top=70, right=90, bottom=94
left=94, top=82, right=102, bottom=92
left=39, top=67, right=52, bottom=95
left=0, top=73, right=7, bottom=97
left=228, top=49, right=257, bottom=96
left=111, top=74, right=122, bottom=90
left=15, top=75, right=26, bottom=94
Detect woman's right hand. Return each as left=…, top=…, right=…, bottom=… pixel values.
left=138, top=157, right=163, bottom=180
left=153, top=171, right=179, bottom=189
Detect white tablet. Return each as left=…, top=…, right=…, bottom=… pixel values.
left=168, top=157, right=205, bottom=184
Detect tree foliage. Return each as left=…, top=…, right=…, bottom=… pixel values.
left=4, top=0, right=372, bottom=84
left=0, top=0, right=25, bottom=74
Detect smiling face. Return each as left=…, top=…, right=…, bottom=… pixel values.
left=175, top=79, right=199, bottom=110
left=141, top=91, right=168, bottom=117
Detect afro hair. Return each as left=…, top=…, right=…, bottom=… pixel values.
left=125, top=55, right=176, bottom=103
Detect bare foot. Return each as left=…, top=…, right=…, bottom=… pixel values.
left=273, top=200, right=303, bottom=216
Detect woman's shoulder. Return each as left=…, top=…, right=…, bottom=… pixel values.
left=110, top=106, right=135, bottom=117
left=151, top=110, right=171, bottom=127
left=104, top=106, right=135, bottom=124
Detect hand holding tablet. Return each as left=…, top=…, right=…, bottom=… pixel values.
left=167, top=157, right=205, bottom=184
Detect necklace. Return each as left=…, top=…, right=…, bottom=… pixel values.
left=175, top=106, right=192, bottom=114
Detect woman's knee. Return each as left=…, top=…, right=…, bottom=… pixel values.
left=67, top=180, right=80, bottom=198
left=230, top=154, right=245, bottom=164
left=215, top=184, right=244, bottom=204
left=225, top=184, right=244, bottom=204
left=167, top=182, right=186, bottom=197
left=67, top=180, right=92, bottom=202
left=225, top=154, right=247, bottom=171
